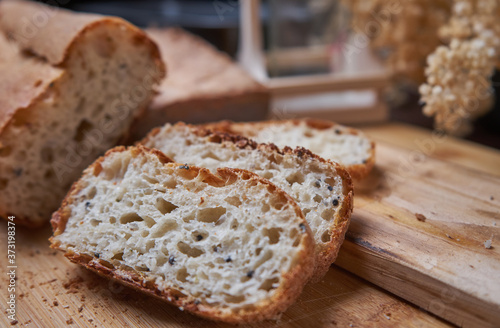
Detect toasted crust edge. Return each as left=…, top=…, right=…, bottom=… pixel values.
left=50, top=145, right=315, bottom=323
left=201, top=119, right=375, bottom=180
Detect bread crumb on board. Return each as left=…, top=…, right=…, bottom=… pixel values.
left=415, top=213, right=427, bottom=222
left=484, top=239, right=493, bottom=249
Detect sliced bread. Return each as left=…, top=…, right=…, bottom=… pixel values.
left=141, top=123, right=353, bottom=281
left=50, top=146, right=314, bottom=323
left=0, top=0, right=165, bottom=226
left=203, top=119, right=375, bottom=180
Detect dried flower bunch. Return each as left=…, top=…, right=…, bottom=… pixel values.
left=420, top=0, right=500, bottom=136
left=343, top=0, right=452, bottom=83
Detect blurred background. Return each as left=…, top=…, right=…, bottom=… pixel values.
left=41, top=0, right=500, bottom=149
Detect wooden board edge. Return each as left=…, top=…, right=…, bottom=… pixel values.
left=336, top=239, right=500, bottom=328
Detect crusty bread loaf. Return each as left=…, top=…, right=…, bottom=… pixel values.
left=50, top=146, right=314, bottom=323
left=203, top=119, right=375, bottom=180
left=141, top=123, right=353, bottom=282
left=0, top=0, right=165, bottom=226
left=128, top=28, right=269, bottom=141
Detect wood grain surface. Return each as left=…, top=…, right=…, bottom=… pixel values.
left=0, top=224, right=448, bottom=327
left=336, top=124, right=500, bottom=327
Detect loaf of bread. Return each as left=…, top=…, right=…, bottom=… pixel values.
left=50, top=146, right=314, bottom=323
left=128, top=28, right=269, bottom=140
left=0, top=0, right=165, bottom=226
left=203, top=119, right=375, bottom=180
left=141, top=123, right=353, bottom=281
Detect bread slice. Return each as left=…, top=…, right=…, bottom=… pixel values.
left=50, top=146, right=314, bottom=323
left=0, top=0, right=165, bottom=226
left=128, top=28, right=269, bottom=141
left=203, top=119, right=375, bottom=180
left=140, top=123, right=353, bottom=282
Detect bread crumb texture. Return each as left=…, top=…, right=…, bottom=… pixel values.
left=202, top=119, right=374, bottom=180
left=142, top=123, right=353, bottom=280
left=51, top=147, right=314, bottom=322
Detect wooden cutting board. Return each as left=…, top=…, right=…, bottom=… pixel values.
left=0, top=225, right=448, bottom=327
left=335, top=125, right=500, bottom=328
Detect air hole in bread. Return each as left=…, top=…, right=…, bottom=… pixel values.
left=176, top=168, right=198, bottom=180
left=90, top=219, right=101, bottom=227
left=321, top=230, right=331, bottom=243
left=269, top=195, right=287, bottom=210
left=44, top=169, right=54, bottom=179
left=324, top=177, right=336, bottom=186
left=141, top=230, right=149, bottom=238
left=225, top=196, right=242, bottom=207
left=12, top=110, right=31, bottom=127
left=156, top=256, right=168, bottom=267
left=87, top=69, right=96, bottom=80
left=120, top=264, right=135, bottom=272
left=321, top=208, right=334, bottom=221
left=176, top=267, right=189, bottom=282
left=109, top=216, right=116, bottom=224
left=261, top=171, right=273, bottom=180
left=197, top=207, right=226, bottom=224
left=201, top=151, right=221, bottom=161
left=0, top=178, right=9, bottom=190
left=261, top=203, right=270, bottom=213
left=259, top=277, right=279, bottom=291
left=119, top=212, right=143, bottom=224
left=146, top=240, right=155, bottom=251
left=163, top=178, right=177, bottom=189
left=225, top=294, right=245, bottom=304
left=177, top=241, right=204, bottom=258
left=183, top=212, right=195, bottom=223
left=230, top=219, right=239, bottom=229
left=112, top=252, right=124, bottom=261
left=151, top=219, right=178, bottom=238
left=263, top=228, right=282, bottom=245
left=73, top=119, right=94, bottom=143
left=143, top=216, right=156, bottom=228
left=0, top=145, right=12, bottom=157
left=135, top=265, right=149, bottom=272
left=155, top=198, right=178, bottom=215
left=313, top=195, right=322, bottom=203
left=88, top=187, right=97, bottom=199
left=99, top=259, right=114, bottom=269
left=192, top=231, right=208, bottom=241
left=40, top=147, right=54, bottom=163
left=254, top=250, right=273, bottom=268
left=142, top=175, right=160, bottom=184
left=285, top=172, right=305, bottom=185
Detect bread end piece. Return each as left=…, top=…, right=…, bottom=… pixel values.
left=0, top=1, right=165, bottom=226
